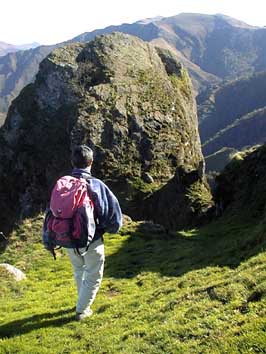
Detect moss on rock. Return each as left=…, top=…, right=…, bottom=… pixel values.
left=0, top=32, right=212, bottom=231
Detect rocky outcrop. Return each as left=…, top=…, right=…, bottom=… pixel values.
left=143, top=163, right=212, bottom=230
left=214, top=144, right=266, bottom=217
left=0, top=32, right=212, bottom=232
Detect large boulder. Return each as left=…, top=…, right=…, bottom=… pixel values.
left=0, top=32, right=212, bottom=232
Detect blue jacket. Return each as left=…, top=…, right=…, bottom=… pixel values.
left=72, top=168, right=123, bottom=241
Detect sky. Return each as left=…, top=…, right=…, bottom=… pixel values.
left=1, top=0, right=266, bottom=45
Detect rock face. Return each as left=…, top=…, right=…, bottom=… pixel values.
left=143, top=164, right=212, bottom=230
left=0, top=45, right=56, bottom=125
left=0, top=33, right=212, bottom=232
left=214, top=145, right=266, bottom=209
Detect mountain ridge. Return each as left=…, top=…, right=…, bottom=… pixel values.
left=199, top=71, right=266, bottom=156
left=0, top=41, right=40, bottom=56
left=1, top=12, right=266, bottom=125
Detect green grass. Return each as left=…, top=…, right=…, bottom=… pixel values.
left=1, top=214, right=266, bottom=353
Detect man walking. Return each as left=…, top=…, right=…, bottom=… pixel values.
left=68, top=145, right=122, bottom=320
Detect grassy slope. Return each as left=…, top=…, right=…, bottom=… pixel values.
left=0, top=214, right=266, bottom=354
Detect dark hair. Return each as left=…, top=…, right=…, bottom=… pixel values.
left=71, top=145, right=93, bottom=168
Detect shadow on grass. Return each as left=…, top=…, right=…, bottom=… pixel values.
left=105, top=217, right=266, bottom=279
left=0, top=307, right=75, bottom=339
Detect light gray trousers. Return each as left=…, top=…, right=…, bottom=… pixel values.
left=67, top=238, right=105, bottom=313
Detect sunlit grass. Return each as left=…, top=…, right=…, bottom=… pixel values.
left=0, top=214, right=266, bottom=353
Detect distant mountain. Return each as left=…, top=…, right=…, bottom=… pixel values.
left=15, top=42, right=40, bottom=51
left=73, top=12, right=266, bottom=81
left=2, top=13, right=266, bottom=125
left=70, top=17, right=220, bottom=93
left=205, top=147, right=237, bottom=173
left=199, top=72, right=266, bottom=155
left=0, top=41, right=16, bottom=56
left=0, top=41, right=39, bottom=56
left=0, top=44, right=56, bottom=114
left=203, top=107, right=266, bottom=156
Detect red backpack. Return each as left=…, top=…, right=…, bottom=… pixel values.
left=43, top=176, right=95, bottom=258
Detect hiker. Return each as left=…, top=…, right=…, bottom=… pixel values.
left=69, top=145, right=122, bottom=320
